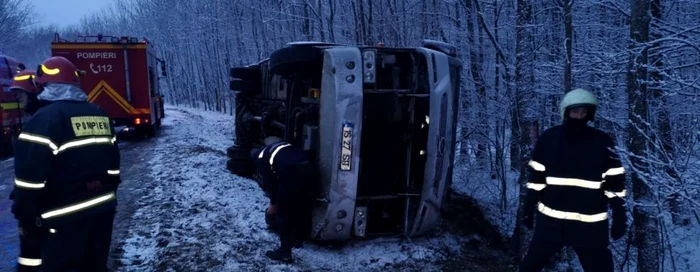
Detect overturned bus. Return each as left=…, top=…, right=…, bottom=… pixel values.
left=226, top=40, right=461, bottom=241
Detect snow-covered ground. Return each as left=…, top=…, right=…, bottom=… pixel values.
left=452, top=165, right=519, bottom=238
left=113, top=105, right=472, bottom=271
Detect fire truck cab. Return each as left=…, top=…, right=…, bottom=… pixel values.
left=0, top=55, right=26, bottom=155
left=50, top=33, right=166, bottom=137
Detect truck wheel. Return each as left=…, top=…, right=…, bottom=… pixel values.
left=230, top=67, right=261, bottom=82
left=269, top=46, right=324, bottom=76
left=137, top=125, right=156, bottom=138
left=230, top=79, right=260, bottom=95
left=226, top=158, right=254, bottom=177
left=227, top=145, right=251, bottom=160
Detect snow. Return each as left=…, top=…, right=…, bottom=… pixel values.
left=667, top=223, right=700, bottom=271
left=116, top=105, right=464, bottom=271
left=451, top=165, right=520, bottom=238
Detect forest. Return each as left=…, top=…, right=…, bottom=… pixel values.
left=1, top=0, right=699, bottom=271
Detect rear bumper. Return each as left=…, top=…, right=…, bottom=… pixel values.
left=112, top=115, right=153, bottom=127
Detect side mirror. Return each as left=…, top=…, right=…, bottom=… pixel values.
left=160, top=61, right=167, bottom=77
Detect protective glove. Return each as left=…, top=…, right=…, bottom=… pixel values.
left=611, top=209, right=627, bottom=240
left=522, top=190, right=539, bottom=230
left=264, top=204, right=278, bottom=233
left=266, top=204, right=277, bottom=216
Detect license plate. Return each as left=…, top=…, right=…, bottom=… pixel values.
left=340, top=123, right=353, bottom=171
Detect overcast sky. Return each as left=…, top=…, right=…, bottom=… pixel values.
left=27, top=0, right=111, bottom=28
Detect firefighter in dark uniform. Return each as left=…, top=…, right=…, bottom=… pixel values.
left=7, top=70, right=45, bottom=272
left=8, top=70, right=44, bottom=114
left=519, top=88, right=628, bottom=271
left=11, top=56, right=121, bottom=272
left=252, top=136, right=320, bottom=263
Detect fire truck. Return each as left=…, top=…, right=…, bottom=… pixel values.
left=50, top=33, right=166, bottom=137
left=0, top=54, right=26, bottom=155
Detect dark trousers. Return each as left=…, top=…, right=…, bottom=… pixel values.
left=17, top=221, right=43, bottom=272
left=276, top=193, right=313, bottom=250
left=41, top=210, right=115, bottom=272
left=520, top=239, right=614, bottom=272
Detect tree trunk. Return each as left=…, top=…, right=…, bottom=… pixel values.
left=513, top=0, right=535, bottom=259
left=563, top=0, right=573, bottom=92
left=628, top=0, right=661, bottom=271
left=465, top=0, right=488, bottom=168
left=327, top=0, right=336, bottom=42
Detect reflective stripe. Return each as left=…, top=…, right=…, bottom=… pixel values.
left=18, top=133, right=58, bottom=151
left=602, top=167, right=625, bottom=178
left=14, top=178, right=45, bottom=189
left=18, top=257, right=42, bottom=266
left=528, top=160, right=545, bottom=172
left=18, top=134, right=116, bottom=155
left=41, top=192, right=116, bottom=219
left=107, top=169, right=120, bottom=175
left=56, top=136, right=115, bottom=154
left=537, top=202, right=608, bottom=223
left=546, top=177, right=602, bottom=189
left=269, top=143, right=291, bottom=166
left=49, top=228, right=57, bottom=233
left=526, top=183, right=546, bottom=191
left=604, top=190, right=626, bottom=198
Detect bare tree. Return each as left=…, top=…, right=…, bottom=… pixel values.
left=627, top=0, right=661, bottom=270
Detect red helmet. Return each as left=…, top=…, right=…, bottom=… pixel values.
left=9, top=70, right=39, bottom=93
left=35, top=56, right=80, bottom=87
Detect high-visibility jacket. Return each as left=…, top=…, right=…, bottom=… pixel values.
left=12, top=85, right=121, bottom=228
left=254, top=141, right=319, bottom=205
left=524, top=124, right=626, bottom=247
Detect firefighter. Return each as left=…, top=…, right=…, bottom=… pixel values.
left=251, top=136, right=320, bottom=263
left=11, top=56, right=121, bottom=272
left=7, top=72, right=42, bottom=272
left=519, top=88, right=627, bottom=272
left=8, top=70, right=47, bottom=116
left=7, top=70, right=46, bottom=272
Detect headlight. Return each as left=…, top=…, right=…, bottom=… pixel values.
left=362, top=50, right=376, bottom=84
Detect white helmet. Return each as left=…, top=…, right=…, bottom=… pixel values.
left=560, top=88, right=598, bottom=121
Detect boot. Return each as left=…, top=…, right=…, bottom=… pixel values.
left=265, top=247, right=293, bottom=263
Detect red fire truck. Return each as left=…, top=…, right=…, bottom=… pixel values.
left=0, top=54, right=26, bottom=155
left=50, top=33, right=166, bottom=136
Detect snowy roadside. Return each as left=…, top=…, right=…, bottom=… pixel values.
left=116, top=105, right=467, bottom=271
left=452, top=166, right=520, bottom=238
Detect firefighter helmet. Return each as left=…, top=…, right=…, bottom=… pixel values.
left=34, top=56, right=80, bottom=87
left=560, top=88, right=598, bottom=121
left=8, top=70, right=39, bottom=93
